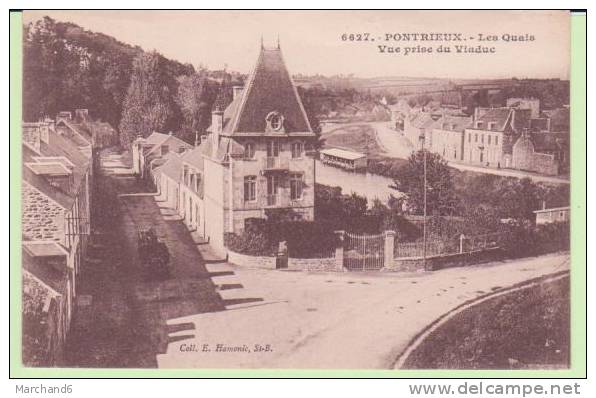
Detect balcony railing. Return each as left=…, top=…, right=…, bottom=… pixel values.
left=262, top=156, right=289, bottom=171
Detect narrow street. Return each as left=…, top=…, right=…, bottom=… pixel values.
left=64, top=150, right=248, bottom=368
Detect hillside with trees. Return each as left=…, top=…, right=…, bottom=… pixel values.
left=23, top=16, right=228, bottom=147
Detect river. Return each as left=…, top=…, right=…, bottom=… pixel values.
left=315, top=160, right=401, bottom=205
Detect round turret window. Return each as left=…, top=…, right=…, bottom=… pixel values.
left=266, top=111, right=284, bottom=132
left=270, top=115, right=282, bottom=130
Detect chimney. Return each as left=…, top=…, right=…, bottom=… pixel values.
left=232, top=86, right=243, bottom=101
left=211, top=109, right=224, bottom=155
left=75, top=109, right=89, bottom=123
left=211, top=109, right=223, bottom=135
left=30, top=126, right=41, bottom=153
left=510, top=109, right=516, bottom=131
left=40, top=121, right=51, bottom=144
left=474, top=107, right=490, bottom=121
left=56, top=111, right=72, bottom=124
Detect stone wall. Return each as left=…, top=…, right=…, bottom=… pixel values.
left=227, top=249, right=340, bottom=272
left=512, top=135, right=535, bottom=171
left=288, top=256, right=339, bottom=272
left=512, top=136, right=559, bottom=175
left=227, top=250, right=277, bottom=270
left=532, top=152, right=559, bottom=175
left=387, top=248, right=502, bottom=272
left=22, top=270, right=66, bottom=367
left=22, top=182, right=65, bottom=243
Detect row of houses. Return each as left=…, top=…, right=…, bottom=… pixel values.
left=133, top=44, right=318, bottom=256
left=389, top=98, right=569, bottom=176
left=21, top=110, right=116, bottom=366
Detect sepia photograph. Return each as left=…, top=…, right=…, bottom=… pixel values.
left=17, top=10, right=575, bottom=371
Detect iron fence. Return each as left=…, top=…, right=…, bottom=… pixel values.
left=394, top=232, right=502, bottom=259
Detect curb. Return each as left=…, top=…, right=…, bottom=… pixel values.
left=392, top=269, right=570, bottom=369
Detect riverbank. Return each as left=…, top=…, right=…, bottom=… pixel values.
left=321, top=123, right=385, bottom=157
left=321, top=120, right=570, bottom=185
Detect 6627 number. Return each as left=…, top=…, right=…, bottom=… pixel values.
left=341, top=33, right=372, bottom=41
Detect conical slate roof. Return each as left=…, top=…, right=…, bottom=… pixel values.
left=224, top=46, right=313, bottom=135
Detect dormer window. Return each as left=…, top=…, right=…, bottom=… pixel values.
left=266, top=111, right=284, bottom=132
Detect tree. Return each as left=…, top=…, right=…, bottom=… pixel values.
left=394, top=150, right=458, bottom=216
left=119, top=52, right=177, bottom=147
left=23, top=16, right=196, bottom=143
left=491, top=177, right=541, bottom=222
left=176, top=73, right=219, bottom=143
left=23, top=17, right=80, bottom=121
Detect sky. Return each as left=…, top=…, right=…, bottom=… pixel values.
left=23, top=10, right=570, bottom=80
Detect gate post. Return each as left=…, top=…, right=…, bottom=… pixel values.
left=384, top=230, right=395, bottom=270
left=334, top=230, right=345, bottom=271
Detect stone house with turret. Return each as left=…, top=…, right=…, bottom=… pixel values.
left=148, top=43, right=317, bottom=255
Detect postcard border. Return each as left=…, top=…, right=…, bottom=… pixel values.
left=9, top=9, right=587, bottom=379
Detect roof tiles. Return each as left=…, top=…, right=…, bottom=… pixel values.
left=224, top=47, right=312, bottom=135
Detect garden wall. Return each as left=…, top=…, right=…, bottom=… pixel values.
left=387, top=248, right=503, bottom=272
left=227, top=250, right=276, bottom=270
left=288, top=256, right=340, bottom=272
left=227, top=249, right=340, bottom=272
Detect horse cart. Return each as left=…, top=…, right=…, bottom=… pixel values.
left=137, top=227, right=170, bottom=279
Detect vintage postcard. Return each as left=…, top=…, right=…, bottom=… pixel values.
left=13, top=9, right=584, bottom=375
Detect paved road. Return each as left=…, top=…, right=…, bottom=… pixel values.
left=64, top=150, right=233, bottom=368
left=371, top=121, right=569, bottom=184
left=370, top=121, right=415, bottom=159
left=157, top=252, right=569, bottom=369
